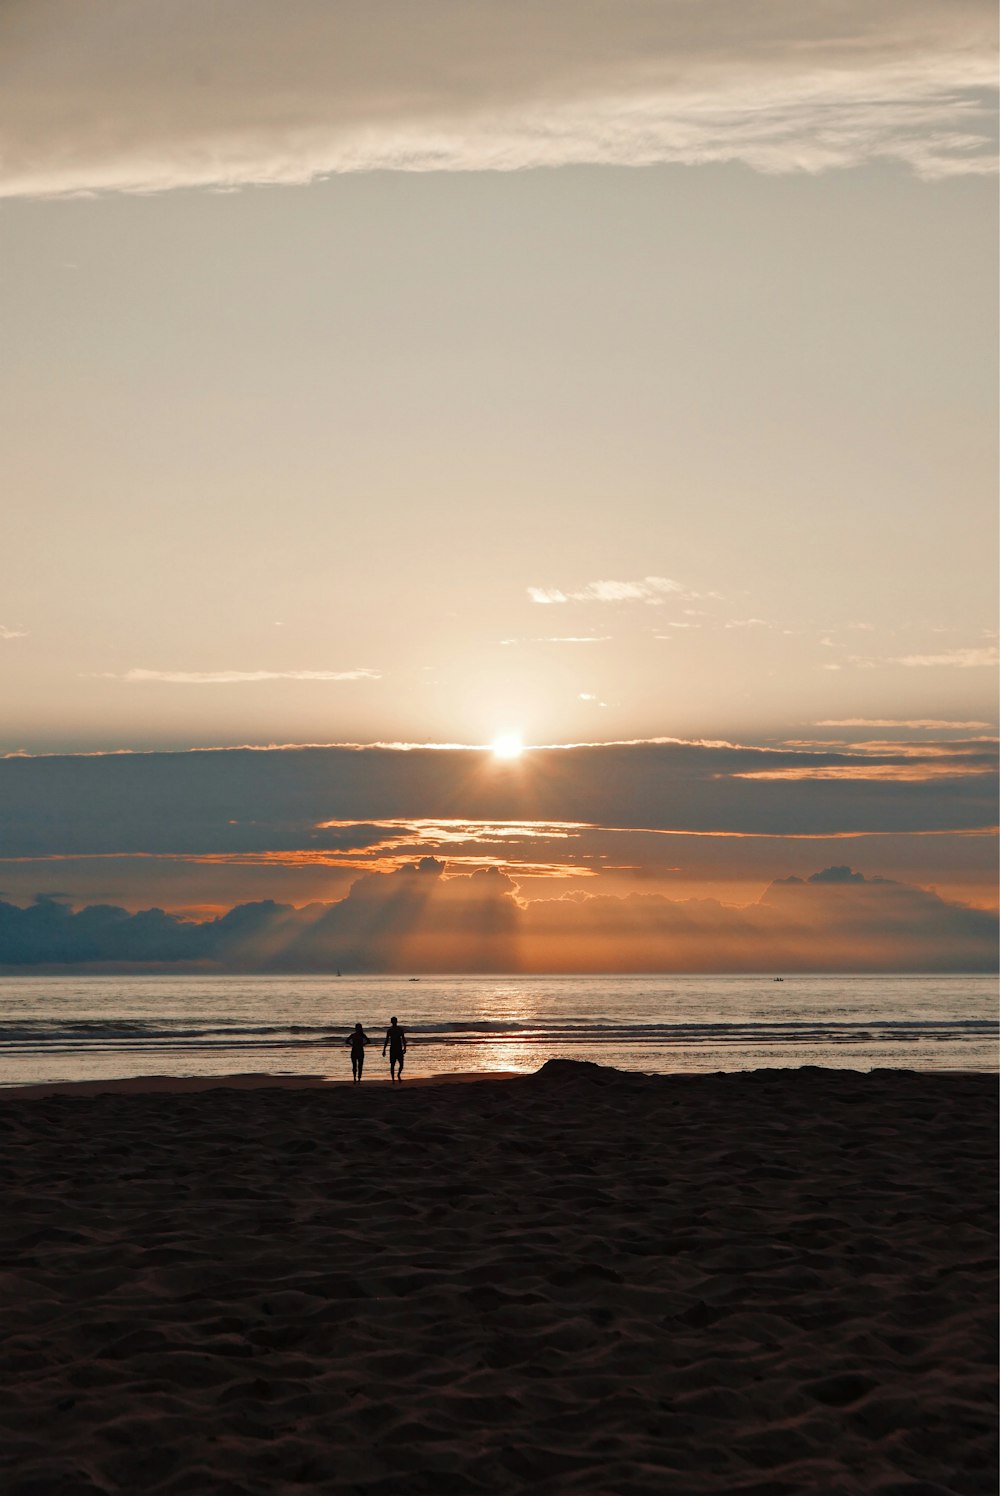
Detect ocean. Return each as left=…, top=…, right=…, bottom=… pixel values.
left=0, top=973, right=996, bottom=1088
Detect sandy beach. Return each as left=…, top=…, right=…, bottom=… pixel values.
left=1, top=1061, right=996, bottom=1494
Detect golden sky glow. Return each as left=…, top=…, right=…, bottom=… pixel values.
left=0, top=4, right=996, bottom=969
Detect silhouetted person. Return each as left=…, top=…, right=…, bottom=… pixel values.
left=345, top=1023, right=372, bottom=1083
left=383, top=1016, right=407, bottom=1082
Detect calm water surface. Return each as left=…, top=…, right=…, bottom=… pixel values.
left=0, top=974, right=996, bottom=1087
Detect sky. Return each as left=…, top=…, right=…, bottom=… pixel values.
left=0, top=1, right=996, bottom=969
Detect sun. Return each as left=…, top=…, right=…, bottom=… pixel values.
left=491, top=733, right=524, bottom=760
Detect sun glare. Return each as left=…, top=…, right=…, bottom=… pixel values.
left=491, top=733, right=524, bottom=760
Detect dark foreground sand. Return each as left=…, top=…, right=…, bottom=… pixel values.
left=1, top=1063, right=996, bottom=1495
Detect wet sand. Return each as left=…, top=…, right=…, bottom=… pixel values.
left=1, top=1061, right=996, bottom=1493
left=1, top=1070, right=517, bottom=1101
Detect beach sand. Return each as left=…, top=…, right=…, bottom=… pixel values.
left=1, top=1061, right=996, bottom=1494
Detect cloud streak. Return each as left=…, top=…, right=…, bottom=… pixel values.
left=500, top=637, right=610, bottom=646
left=831, top=646, right=1000, bottom=672
left=892, top=648, right=1000, bottom=669
left=3, top=1, right=993, bottom=197
left=817, top=719, right=994, bottom=730
left=90, top=669, right=380, bottom=685
left=529, top=577, right=690, bottom=605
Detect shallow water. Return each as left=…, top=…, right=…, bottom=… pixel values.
left=0, top=973, right=996, bottom=1087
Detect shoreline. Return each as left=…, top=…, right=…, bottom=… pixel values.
left=0, top=1060, right=994, bottom=1102
left=0, top=1069, right=525, bottom=1101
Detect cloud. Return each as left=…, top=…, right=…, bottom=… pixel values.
left=0, top=893, right=211, bottom=965
left=817, top=719, right=994, bottom=730
left=834, top=647, right=1000, bottom=671
left=90, top=668, right=380, bottom=684
left=522, top=870, right=998, bottom=973
left=1, top=865, right=994, bottom=973
left=526, top=590, right=569, bottom=605
left=529, top=577, right=689, bottom=605
left=0, top=625, right=27, bottom=640
left=892, top=648, right=1000, bottom=669
left=732, top=759, right=996, bottom=783
left=805, top=865, right=867, bottom=884
left=0, top=739, right=996, bottom=863
left=0, top=1, right=995, bottom=197
left=500, top=636, right=610, bottom=645
left=287, top=859, right=523, bottom=972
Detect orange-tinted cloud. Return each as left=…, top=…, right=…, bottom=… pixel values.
left=520, top=870, right=998, bottom=973
left=1, top=863, right=995, bottom=974
left=732, top=762, right=994, bottom=782
left=1, top=740, right=995, bottom=924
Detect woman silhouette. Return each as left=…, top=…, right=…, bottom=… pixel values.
left=344, top=1023, right=373, bottom=1083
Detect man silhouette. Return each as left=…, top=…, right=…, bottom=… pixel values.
left=383, top=1016, right=407, bottom=1082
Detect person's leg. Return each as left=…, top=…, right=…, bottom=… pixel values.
left=351, top=1054, right=359, bottom=1081
left=396, top=1050, right=404, bottom=1080
left=389, top=1058, right=397, bottom=1082
left=357, top=1051, right=365, bottom=1081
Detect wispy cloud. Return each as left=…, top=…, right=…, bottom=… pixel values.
left=0, top=625, right=27, bottom=640
left=892, top=647, right=1000, bottom=669
left=90, top=668, right=380, bottom=685
left=1, top=1, right=994, bottom=197
left=500, top=636, right=610, bottom=646
left=827, top=646, right=1000, bottom=672
left=734, top=763, right=994, bottom=783
left=817, top=719, right=994, bottom=730
left=529, top=577, right=690, bottom=605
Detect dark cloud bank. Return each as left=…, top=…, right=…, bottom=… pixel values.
left=1, top=741, right=995, bottom=856
left=1, top=862, right=994, bottom=973
left=2, top=745, right=994, bottom=969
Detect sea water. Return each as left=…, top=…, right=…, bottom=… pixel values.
left=0, top=973, right=996, bottom=1087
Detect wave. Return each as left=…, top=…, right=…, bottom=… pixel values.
left=0, top=1015, right=995, bottom=1059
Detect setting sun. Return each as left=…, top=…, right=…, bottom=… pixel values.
left=491, top=733, right=524, bottom=760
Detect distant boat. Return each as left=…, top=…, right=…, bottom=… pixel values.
left=408, top=977, right=420, bottom=982
left=773, top=977, right=784, bottom=982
